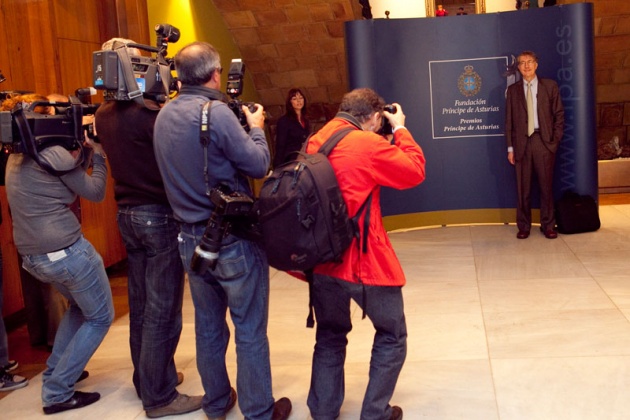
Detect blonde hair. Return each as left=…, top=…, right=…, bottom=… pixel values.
left=1, top=93, right=51, bottom=114
left=102, top=37, right=141, bottom=56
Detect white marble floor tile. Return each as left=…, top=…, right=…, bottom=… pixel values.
left=405, top=311, right=489, bottom=361
left=403, top=277, right=482, bottom=315
left=479, top=277, right=615, bottom=312
left=484, top=308, right=630, bottom=359
left=396, top=360, right=499, bottom=420
left=492, top=356, right=630, bottom=420
left=574, top=250, right=630, bottom=279
left=469, top=224, right=573, bottom=256
left=475, top=251, right=591, bottom=281
left=401, top=255, right=478, bottom=282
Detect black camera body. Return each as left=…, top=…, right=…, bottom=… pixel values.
left=92, top=24, right=180, bottom=104
left=1, top=97, right=97, bottom=175
left=225, top=59, right=257, bottom=132
left=189, top=185, right=255, bottom=274
left=379, top=104, right=397, bottom=136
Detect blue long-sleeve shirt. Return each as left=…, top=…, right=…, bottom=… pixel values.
left=153, top=86, right=270, bottom=224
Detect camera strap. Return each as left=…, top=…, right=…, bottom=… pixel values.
left=116, top=47, right=145, bottom=107
left=200, top=101, right=213, bottom=197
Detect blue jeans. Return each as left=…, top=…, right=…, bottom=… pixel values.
left=117, top=205, right=184, bottom=410
left=21, top=236, right=114, bottom=406
left=178, top=223, right=274, bottom=419
left=308, top=275, right=407, bottom=420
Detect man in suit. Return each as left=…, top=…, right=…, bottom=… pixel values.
left=506, top=50, right=564, bottom=239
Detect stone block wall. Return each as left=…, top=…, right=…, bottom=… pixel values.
left=583, top=0, right=630, bottom=159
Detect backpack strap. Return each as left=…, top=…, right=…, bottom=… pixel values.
left=305, top=269, right=316, bottom=328
left=316, top=126, right=356, bottom=156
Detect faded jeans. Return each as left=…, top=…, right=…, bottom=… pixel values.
left=178, top=223, right=275, bottom=419
left=22, top=236, right=114, bottom=406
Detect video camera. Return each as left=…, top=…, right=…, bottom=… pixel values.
left=225, top=59, right=258, bottom=132
left=0, top=96, right=98, bottom=175
left=92, top=24, right=180, bottom=104
left=189, top=185, right=255, bottom=274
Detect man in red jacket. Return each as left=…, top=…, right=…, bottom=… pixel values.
left=305, top=88, right=426, bottom=420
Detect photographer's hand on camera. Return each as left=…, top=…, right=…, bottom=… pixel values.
left=243, top=102, right=264, bottom=130
left=83, top=119, right=106, bottom=158
left=384, top=103, right=406, bottom=131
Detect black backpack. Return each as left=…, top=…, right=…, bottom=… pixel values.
left=257, top=127, right=371, bottom=274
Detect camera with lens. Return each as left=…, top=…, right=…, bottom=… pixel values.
left=379, top=104, right=397, bottom=136
left=225, top=59, right=257, bottom=132
left=190, top=185, right=255, bottom=274
left=92, top=23, right=180, bottom=105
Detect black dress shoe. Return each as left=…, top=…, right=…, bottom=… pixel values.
left=43, top=391, right=100, bottom=415
left=540, top=226, right=558, bottom=239
left=272, top=397, right=292, bottom=420
left=390, top=405, right=403, bottom=420
left=516, top=230, right=530, bottom=239
left=76, top=370, right=89, bottom=383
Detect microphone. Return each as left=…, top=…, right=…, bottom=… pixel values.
left=155, top=24, right=181, bottom=43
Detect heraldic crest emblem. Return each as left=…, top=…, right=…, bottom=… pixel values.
left=458, top=65, right=482, bottom=97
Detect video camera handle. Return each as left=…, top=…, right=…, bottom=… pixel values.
left=125, top=43, right=160, bottom=54
left=27, top=97, right=84, bottom=142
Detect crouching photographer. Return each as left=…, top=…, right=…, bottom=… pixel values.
left=153, top=41, right=292, bottom=420
left=1, top=93, right=114, bottom=414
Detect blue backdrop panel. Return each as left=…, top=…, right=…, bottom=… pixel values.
left=345, top=3, right=596, bottom=219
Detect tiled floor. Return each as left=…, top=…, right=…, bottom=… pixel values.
left=2, top=198, right=630, bottom=419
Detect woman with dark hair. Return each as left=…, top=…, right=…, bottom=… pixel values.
left=273, top=88, right=310, bottom=168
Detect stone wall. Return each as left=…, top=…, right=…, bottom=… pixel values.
left=583, top=0, right=630, bottom=160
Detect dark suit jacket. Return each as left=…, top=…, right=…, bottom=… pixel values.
left=273, top=114, right=310, bottom=168
left=506, top=77, right=564, bottom=161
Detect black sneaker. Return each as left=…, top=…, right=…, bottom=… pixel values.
left=43, top=391, right=100, bottom=415
left=0, top=371, right=28, bottom=392
left=2, top=360, right=18, bottom=372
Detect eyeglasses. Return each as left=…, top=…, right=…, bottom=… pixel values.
left=518, top=60, right=536, bottom=66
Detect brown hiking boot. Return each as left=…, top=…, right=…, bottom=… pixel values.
left=146, top=393, right=203, bottom=418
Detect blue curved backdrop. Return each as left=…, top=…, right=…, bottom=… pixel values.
left=345, top=3, right=597, bottom=222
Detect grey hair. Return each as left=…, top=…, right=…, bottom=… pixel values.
left=174, top=42, right=221, bottom=86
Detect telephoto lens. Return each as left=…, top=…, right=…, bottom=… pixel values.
left=189, top=212, right=224, bottom=274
